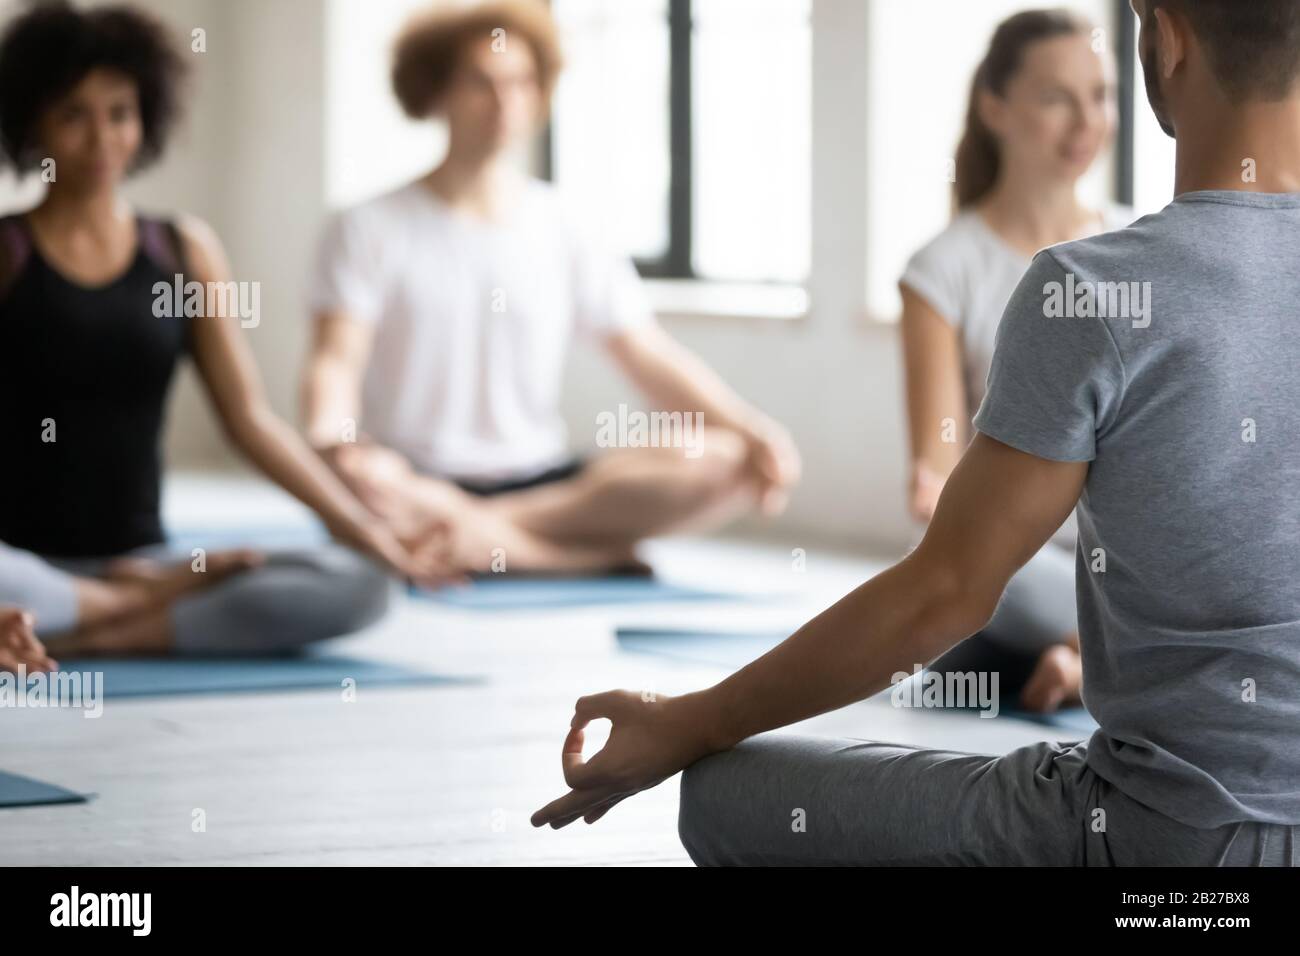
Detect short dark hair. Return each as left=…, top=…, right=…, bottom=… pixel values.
left=1153, top=0, right=1300, bottom=101
left=391, top=0, right=563, bottom=119
left=0, top=0, right=187, bottom=172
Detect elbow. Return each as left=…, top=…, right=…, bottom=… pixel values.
left=219, top=402, right=277, bottom=453
left=909, top=560, right=1002, bottom=661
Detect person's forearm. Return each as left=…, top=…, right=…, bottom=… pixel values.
left=228, top=406, right=377, bottom=547
left=900, top=310, right=968, bottom=474
left=618, top=334, right=765, bottom=434
left=301, top=356, right=363, bottom=450
left=905, top=381, right=967, bottom=477
left=689, top=553, right=992, bottom=751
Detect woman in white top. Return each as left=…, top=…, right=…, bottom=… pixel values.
left=900, top=9, right=1131, bottom=712
left=303, top=0, right=800, bottom=575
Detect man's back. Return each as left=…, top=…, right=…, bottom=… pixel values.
left=975, top=190, right=1300, bottom=827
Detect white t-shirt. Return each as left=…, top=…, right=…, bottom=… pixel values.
left=900, top=205, right=1133, bottom=549
left=900, top=205, right=1134, bottom=415
left=310, top=179, right=653, bottom=482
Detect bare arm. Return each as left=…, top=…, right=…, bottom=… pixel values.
left=533, top=433, right=1087, bottom=827
left=180, top=217, right=450, bottom=585
left=606, top=324, right=801, bottom=511
left=0, top=608, right=55, bottom=674
left=899, top=284, right=968, bottom=522
left=301, top=309, right=375, bottom=451
left=607, top=324, right=762, bottom=433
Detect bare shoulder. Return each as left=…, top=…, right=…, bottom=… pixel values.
left=172, top=212, right=230, bottom=279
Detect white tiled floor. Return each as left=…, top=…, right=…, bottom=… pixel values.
left=1, top=473, right=1065, bottom=866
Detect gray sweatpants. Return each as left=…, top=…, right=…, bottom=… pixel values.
left=0, top=539, right=392, bottom=655
left=980, top=542, right=1077, bottom=654
left=679, top=734, right=1300, bottom=866
left=927, top=543, right=1077, bottom=696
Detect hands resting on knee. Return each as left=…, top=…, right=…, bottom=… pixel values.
left=0, top=606, right=56, bottom=673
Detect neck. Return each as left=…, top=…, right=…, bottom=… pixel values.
left=425, top=147, right=518, bottom=217
left=35, top=182, right=127, bottom=233
left=1174, top=96, right=1300, bottom=195
left=981, top=170, right=1090, bottom=244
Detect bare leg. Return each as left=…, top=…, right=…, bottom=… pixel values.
left=354, top=464, right=648, bottom=574
left=486, top=427, right=758, bottom=546
left=47, top=546, right=392, bottom=657
left=44, top=605, right=174, bottom=657
left=396, top=480, right=647, bottom=573
left=340, top=428, right=758, bottom=574
left=70, top=549, right=264, bottom=629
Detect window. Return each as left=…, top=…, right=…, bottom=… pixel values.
left=551, top=0, right=811, bottom=285
left=1115, top=0, right=1176, bottom=215
left=864, top=0, right=1117, bottom=321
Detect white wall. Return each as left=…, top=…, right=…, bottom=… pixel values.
left=866, top=0, right=1114, bottom=320
left=325, top=0, right=444, bottom=207
left=0, top=0, right=327, bottom=470
left=558, top=0, right=1123, bottom=553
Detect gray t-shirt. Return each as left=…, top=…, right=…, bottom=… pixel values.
left=973, top=190, right=1300, bottom=829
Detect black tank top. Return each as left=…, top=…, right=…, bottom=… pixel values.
left=0, top=214, right=192, bottom=557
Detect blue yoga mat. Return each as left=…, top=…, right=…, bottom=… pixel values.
left=419, top=576, right=740, bottom=610
left=53, top=655, right=472, bottom=699
left=171, top=526, right=742, bottom=609
left=616, top=627, right=1099, bottom=733
left=166, top=523, right=329, bottom=552
left=0, top=770, right=87, bottom=809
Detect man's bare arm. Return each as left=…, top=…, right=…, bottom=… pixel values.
left=705, top=434, right=1087, bottom=746
left=533, top=434, right=1088, bottom=827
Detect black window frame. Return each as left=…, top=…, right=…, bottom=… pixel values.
left=544, top=0, right=693, bottom=280
left=550, top=1, right=1137, bottom=277
left=1115, top=0, right=1136, bottom=206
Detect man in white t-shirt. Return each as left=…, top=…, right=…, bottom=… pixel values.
left=302, top=1, right=799, bottom=574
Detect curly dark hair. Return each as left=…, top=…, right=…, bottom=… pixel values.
left=0, top=0, right=187, bottom=172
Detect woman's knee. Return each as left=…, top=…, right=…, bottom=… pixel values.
left=177, top=547, right=393, bottom=655
left=296, top=547, right=393, bottom=636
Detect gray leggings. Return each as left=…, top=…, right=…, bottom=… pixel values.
left=679, top=734, right=1300, bottom=866
left=0, top=539, right=392, bottom=655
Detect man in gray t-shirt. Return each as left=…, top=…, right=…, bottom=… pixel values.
left=975, top=192, right=1300, bottom=829
left=532, top=0, right=1300, bottom=865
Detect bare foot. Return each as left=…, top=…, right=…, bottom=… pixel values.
left=1019, top=642, right=1084, bottom=713
left=44, top=605, right=174, bottom=658
left=75, top=549, right=264, bottom=628
left=104, top=548, right=263, bottom=593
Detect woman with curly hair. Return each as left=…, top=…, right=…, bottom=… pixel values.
left=0, top=1, right=452, bottom=659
